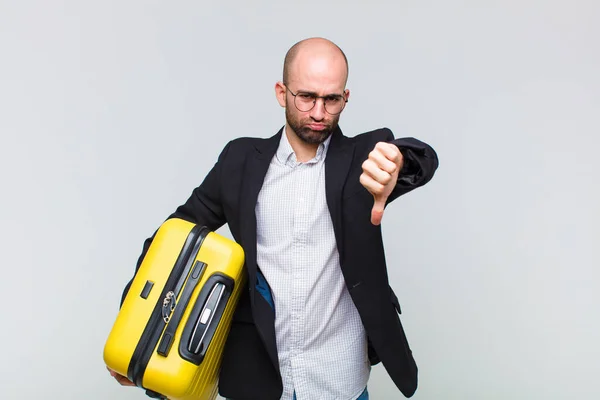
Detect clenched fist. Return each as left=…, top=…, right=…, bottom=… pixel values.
left=359, top=142, right=404, bottom=225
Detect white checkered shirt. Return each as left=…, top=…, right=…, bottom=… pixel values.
left=255, top=128, right=370, bottom=400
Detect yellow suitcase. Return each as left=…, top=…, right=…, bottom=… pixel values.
left=104, top=218, right=245, bottom=400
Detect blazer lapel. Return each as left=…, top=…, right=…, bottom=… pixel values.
left=239, top=128, right=282, bottom=285
left=325, top=127, right=355, bottom=257
left=239, top=128, right=282, bottom=372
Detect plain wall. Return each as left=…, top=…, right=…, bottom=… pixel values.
left=1, top=1, right=598, bottom=399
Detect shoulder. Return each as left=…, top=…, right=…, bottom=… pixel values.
left=225, top=136, right=262, bottom=151
left=213, top=132, right=281, bottom=166
left=219, top=135, right=275, bottom=156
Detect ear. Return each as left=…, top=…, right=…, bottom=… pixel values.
left=275, top=82, right=287, bottom=108
left=344, top=89, right=350, bottom=102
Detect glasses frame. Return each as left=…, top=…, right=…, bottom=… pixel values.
left=285, top=86, right=348, bottom=115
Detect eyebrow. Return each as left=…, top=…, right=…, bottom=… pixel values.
left=297, top=89, right=343, bottom=97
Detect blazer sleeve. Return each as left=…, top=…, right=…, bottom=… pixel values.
left=120, top=141, right=232, bottom=305
left=384, top=128, right=439, bottom=204
left=167, top=140, right=232, bottom=230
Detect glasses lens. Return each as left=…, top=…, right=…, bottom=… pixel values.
left=294, top=93, right=316, bottom=112
left=324, top=96, right=345, bottom=115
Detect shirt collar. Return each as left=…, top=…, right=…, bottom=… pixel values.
left=276, top=126, right=332, bottom=166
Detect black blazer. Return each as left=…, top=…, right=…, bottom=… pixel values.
left=124, top=126, right=438, bottom=399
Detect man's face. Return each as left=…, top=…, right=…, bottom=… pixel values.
left=281, top=49, right=349, bottom=145
left=284, top=93, right=342, bottom=145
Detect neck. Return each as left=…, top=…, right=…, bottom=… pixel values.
left=285, top=124, right=319, bottom=163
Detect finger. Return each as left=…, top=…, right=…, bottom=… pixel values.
left=362, top=159, right=393, bottom=186
left=107, top=367, right=136, bottom=386
left=368, top=148, right=398, bottom=174
left=371, top=197, right=386, bottom=225
left=115, top=375, right=136, bottom=386
left=359, top=171, right=385, bottom=196
left=360, top=173, right=389, bottom=225
left=375, top=142, right=404, bottom=172
left=375, top=142, right=402, bottom=162
left=375, top=142, right=402, bottom=164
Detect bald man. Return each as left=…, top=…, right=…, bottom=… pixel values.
left=112, top=38, right=438, bottom=399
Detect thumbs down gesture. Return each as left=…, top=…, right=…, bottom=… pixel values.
left=359, top=142, right=404, bottom=225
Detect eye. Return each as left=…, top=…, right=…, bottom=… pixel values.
left=325, top=95, right=342, bottom=103
left=297, top=93, right=315, bottom=100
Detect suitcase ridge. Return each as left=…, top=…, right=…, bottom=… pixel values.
left=170, top=227, right=210, bottom=304
left=157, top=259, right=208, bottom=357
left=128, top=224, right=208, bottom=386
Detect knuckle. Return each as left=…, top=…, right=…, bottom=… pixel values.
left=371, top=183, right=383, bottom=194
left=359, top=173, right=370, bottom=186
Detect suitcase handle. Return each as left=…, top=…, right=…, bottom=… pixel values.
left=187, top=282, right=226, bottom=354
left=179, top=273, right=234, bottom=365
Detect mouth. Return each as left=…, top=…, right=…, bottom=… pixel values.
left=307, top=123, right=327, bottom=131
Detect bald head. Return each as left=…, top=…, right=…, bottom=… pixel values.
left=282, top=38, right=348, bottom=86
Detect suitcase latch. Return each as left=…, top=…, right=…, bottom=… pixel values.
left=162, top=291, right=176, bottom=323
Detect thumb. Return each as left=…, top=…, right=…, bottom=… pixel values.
left=371, top=196, right=387, bottom=225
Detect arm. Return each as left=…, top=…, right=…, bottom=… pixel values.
left=388, top=135, right=439, bottom=203
left=167, top=140, right=233, bottom=230
left=360, top=128, right=439, bottom=225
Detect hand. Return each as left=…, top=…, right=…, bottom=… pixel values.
left=360, top=142, right=404, bottom=225
left=107, top=366, right=136, bottom=387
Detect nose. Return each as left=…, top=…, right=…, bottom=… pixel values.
left=309, top=98, right=326, bottom=121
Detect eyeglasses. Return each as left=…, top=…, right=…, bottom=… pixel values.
left=285, top=86, right=348, bottom=115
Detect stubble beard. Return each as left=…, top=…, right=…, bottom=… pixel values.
left=285, top=104, right=339, bottom=145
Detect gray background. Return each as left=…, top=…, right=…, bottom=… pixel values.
left=1, top=1, right=598, bottom=399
